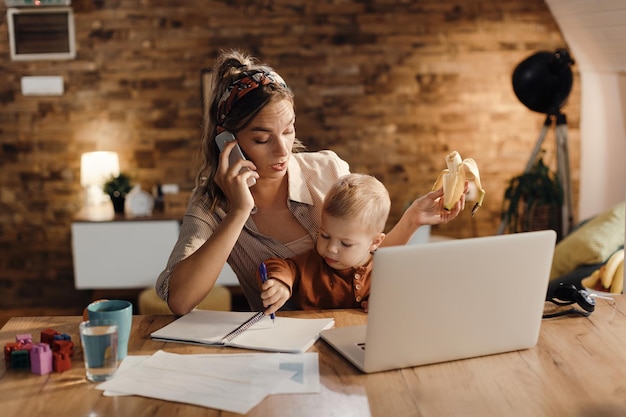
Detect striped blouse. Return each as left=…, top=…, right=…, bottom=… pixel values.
left=155, top=150, right=351, bottom=311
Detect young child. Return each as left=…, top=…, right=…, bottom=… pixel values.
left=258, top=173, right=391, bottom=313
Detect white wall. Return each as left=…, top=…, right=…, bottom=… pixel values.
left=578, top=72, right=626, bottom=219
left=545, top=0, right=626, bottom=219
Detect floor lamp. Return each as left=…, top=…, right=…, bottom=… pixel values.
left=498, top=49, right=575, bottom=237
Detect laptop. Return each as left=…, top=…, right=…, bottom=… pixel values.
left=319, top=230, right=557, bottom=373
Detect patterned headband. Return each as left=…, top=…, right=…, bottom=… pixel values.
left=217, top=69, right=288, bottom=126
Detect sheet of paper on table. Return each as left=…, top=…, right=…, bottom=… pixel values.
left=96, top=350, right=321, bottom=414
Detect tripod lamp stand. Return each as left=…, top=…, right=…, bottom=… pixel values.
left=498, top=49, right=575, bottom=237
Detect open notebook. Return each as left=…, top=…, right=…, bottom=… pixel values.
left=151, top=309, right=334, bottom=353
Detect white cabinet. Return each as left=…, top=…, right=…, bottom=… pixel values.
left=71, top=211, right=239, bottom=290
left=72, top=219, right=180, bottom=289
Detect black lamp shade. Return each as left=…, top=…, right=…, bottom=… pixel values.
left=512, top=49, right=574, bottom=115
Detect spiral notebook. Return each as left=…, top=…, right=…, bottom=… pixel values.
left=320, top=230, right=556, bottom=373
left=151, top=309, right=335, bottom=353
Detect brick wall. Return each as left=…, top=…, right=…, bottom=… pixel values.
left=0, top=0, right=578, bottom=308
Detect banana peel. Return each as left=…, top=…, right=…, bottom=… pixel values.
left=432, top=150, right=485, bottom=216
left=581, top=249, right=625, bottom=294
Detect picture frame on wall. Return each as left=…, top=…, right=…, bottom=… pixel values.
left=7, top=6, right=76, bottom=61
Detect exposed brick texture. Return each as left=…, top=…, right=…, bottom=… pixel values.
left=0, top=0, right=579, bottom=308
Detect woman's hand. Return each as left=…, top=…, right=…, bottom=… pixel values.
left=260, top=279, right=290, bottom=315
left=408, top=182, right=468, bottom=227
left=213, top=140, right=259, bottom=213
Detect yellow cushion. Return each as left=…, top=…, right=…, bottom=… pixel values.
left=138, top=286, right=232, bottom=314
left=550, top=201, right=625, bottom=279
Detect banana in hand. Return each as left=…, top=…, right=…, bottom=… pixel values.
left=432, top=151, right=486, bottom=216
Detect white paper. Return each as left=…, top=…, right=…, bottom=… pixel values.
left=97, top=350, right=320, bottom=413
left=102, top=355, right=149, bottom=397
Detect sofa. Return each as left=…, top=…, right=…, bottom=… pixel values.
left=547, top=200, right=625, bottom=296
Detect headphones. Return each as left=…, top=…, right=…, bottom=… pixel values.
left=543, top=283, right=595, bottom=318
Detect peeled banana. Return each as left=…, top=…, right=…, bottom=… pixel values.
left=432, top=151, right=486, bottom=216
left=580, top=248, right=625, bottom=294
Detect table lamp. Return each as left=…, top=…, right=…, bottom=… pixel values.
left=80, top=151, right=120, bottom=207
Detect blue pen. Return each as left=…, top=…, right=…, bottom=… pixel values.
left=259, top=262, right=276, bottom=325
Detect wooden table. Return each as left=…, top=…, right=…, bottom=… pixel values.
left=1, top=297, right=626, bottom=417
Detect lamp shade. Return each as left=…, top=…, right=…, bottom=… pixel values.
left=512, top=49, right=574, bottom=115
left=80, top=151, right=120, bottom=188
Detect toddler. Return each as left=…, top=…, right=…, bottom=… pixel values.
left=259, top=173, right=391, bottom=312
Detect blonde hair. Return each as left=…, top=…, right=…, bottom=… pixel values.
left=323, top=174, right=391, bottom=234
left=196, top=49, right=304, bottom=210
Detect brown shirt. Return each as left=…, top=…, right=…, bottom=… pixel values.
left=155, top=150, right=350, bottom=311
left=261, top=250, right=372, bottom=310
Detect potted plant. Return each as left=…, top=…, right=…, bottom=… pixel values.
left=500, top=155, right=564, bottom=238
left=103, top=172, right=133, bottom=214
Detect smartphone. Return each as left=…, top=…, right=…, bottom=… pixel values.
left=215, top=131, right=256, bottom=187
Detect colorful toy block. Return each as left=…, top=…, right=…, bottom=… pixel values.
left=16, top=334, right=33, bottom=344
left=41, top=328, right=60, bottom=346
left=53, top=333, right=71, bottom=342
left=53, top=352, right=71, bottom=372
left=52, top=340, right=74, bottom=357
left=11, top=349, right=30, bottom=369
left=30, top=343, right=53, bottom=375
left=4, top=342, right=19, bottom=364
left=5, top=328, right=72, bottom=372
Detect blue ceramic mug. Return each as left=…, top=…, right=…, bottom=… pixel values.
left=87, top=300, right=132, bottom=360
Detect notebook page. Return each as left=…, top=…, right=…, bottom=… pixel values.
left=151, top=310, right=259, bottom=345
left=150, top=309, right=335, bottom=353
left=227, top=315, right=335, bottom=353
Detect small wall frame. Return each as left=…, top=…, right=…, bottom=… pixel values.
left=7, top=6, right=76, bottom=61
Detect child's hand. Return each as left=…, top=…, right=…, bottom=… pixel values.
left=260, top=279, right=290, bottom=315
left=361, top=300, right=369, bottom=313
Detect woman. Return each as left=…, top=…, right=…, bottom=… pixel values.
left=156, top=50, right=465, bottom=315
